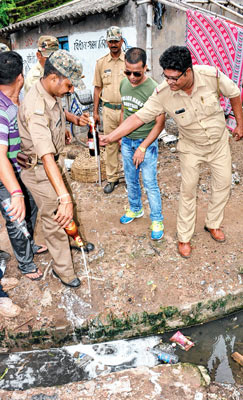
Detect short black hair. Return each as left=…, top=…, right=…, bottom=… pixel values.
left=0, top=51, right=23, bottom=85
left=125, top=47, right=147, bottom=68
left=43, top=57, right=65, bottom=79
left=159, top=46, right=192, bottom=72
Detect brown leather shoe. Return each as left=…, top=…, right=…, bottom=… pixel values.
left=178, top=241, right=192, bottom=258
left=204, top=226, right=225, bottom=242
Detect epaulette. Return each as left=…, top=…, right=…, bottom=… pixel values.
left=194, top=64, right=217, bottom=77
left=96, top=53, right=109, bottom=63
left=154, top=81, right=167, bottom=94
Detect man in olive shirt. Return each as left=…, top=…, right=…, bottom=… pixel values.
left=100, top=46, right=243, bottom=258
left=18, top=50, right=89, bottom=288
left=93, top=26, right=125, bottom=193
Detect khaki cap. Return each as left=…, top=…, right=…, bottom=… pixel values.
left=106, top=26, right=122, bottom=41
left=48, top=49, right=85, bottom=88
left=0, top=43, right=10, bottom=52
left=38, top=35, right=59, bottom=57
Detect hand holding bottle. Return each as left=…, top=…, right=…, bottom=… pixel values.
left=78, top=112, right=90, bottom=126
left=53, top=193, right=73, bottom=228
left=2, top=198, right=30, bottom=238
left=6, top=195, right=25, bottom=222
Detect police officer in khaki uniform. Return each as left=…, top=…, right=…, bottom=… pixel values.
left=18, top=50, right=90, bottom=288
left=24, top=36, right=59, bottom=94
left=93, top=26, right=125, bottom=193
left=100, top=46, right=243, bottom=258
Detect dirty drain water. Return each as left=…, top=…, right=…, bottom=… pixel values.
left=0, top=311, right=242, bottom=391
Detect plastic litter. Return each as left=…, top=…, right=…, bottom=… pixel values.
left=170, top=330, right=194, bottom=351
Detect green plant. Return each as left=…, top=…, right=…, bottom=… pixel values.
left=0, top=0, right=16, bottom=28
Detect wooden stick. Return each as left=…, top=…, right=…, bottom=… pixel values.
left=14, top=317, right=33, bottom=331
left=231, top=352, right=243, bottom=366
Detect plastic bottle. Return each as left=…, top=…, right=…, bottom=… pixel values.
left=151, top=346, right=179, bottom=364
left=64, top=219, right=84, bottom=247
left=88, top=117, right=100, bottom=157
left=157, top=351, right=179, bottom=364
left=1, top=198, right=30, bottom=239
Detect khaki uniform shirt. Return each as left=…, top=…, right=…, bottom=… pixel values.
left=24, top=62, right=44, bottom=94
left=93, top=51, right=125, bottom=104
left=136, top=65, right=240, bottom=146
left=18, top=80, right=66, bottom=159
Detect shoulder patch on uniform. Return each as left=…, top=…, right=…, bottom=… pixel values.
left=97, top=53, right=109, bottom=63
left=154, top=81, right=167, bottom=94
left=194, top=64, right=217, bottom=77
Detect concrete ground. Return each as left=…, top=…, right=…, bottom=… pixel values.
left=0, top=363, right=242, bottom=399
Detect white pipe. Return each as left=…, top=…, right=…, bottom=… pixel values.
left=146, top=3, right=153, bottom=75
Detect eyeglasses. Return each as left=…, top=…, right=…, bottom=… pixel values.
left=162, top=70, right=185, bottom=81
left=124, top=70, right=142, bottom=77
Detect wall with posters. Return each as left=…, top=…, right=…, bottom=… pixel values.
left=16, top=27, right=136, bottom=92
left=69, top=27, right=136, bottom=90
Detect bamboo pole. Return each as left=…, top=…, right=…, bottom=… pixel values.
left=228, top=0, right=243, bottom=11
left=209, top=0, right=243, bottom=18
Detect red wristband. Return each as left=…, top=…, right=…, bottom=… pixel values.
left=11, top=189, right=23, bottom=196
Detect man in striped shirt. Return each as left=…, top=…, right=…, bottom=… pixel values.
left=0, top=51, right=45, bottom=293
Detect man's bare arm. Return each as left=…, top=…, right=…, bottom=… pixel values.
left=133, top=114, right=165, bottom=168
left=0, top=145, right=25, bottom=221
left=230, top=95, right=243, bottom=140
left=93, top=86, right=102, bottom=126
left=100, top=114, right=144, bottom=145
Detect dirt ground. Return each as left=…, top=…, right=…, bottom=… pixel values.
left=0, top=134, right=242, bottom=336
left=0, top=129, right=242, bottom=398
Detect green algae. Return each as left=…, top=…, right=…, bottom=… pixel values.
left=1, top=293, right=243, bottom=350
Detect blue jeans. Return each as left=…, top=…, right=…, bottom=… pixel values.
left=121, top=136, right=163, bottom=222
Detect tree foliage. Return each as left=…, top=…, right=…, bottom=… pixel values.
left=0, top=0, right=16, bottom=28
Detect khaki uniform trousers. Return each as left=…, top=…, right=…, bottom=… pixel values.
left=103, top=106, right=121, bottom=182
left=177, top=135, right=232, bottom=243
left=21, top=158, right=79, bottom=283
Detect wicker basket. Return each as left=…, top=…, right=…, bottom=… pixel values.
left=71, top=149, right=106, bottom=183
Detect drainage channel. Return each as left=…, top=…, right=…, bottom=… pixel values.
left=0, top=311, right=242, bottom=391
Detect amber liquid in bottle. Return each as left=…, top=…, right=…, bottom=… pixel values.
left=64, top=220, right=84, bottom=247
left=88, top=123, right=100, bottom=157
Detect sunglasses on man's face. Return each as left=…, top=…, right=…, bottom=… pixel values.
left=124, top=70, right=142, bottom=77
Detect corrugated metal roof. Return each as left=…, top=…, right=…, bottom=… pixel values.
left=0, top=0, right=129, bottom=34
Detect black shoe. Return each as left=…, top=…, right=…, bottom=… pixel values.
left=52, top=270, right=81, bottom=288
left=84, top=242, right=95, bottom=253
left=104, top=180, right=119, bottom=194
left=70, top=242, right=95, bottom=253
left=0, top=250, right=11, bottom=263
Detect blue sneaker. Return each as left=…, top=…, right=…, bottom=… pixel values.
left=120, top=208, right=144, bottom=224
left=151, top=221, right=164, bottom=240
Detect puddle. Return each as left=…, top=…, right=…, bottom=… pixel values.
left=0, top=311, right=242, bottom=390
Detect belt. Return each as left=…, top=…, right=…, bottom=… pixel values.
left=103, top=102, right=122, bottom=110
left=37, top=154, right=59, bottom=165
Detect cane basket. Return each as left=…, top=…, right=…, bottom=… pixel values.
left=71, top=149, right=106, bottom=183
